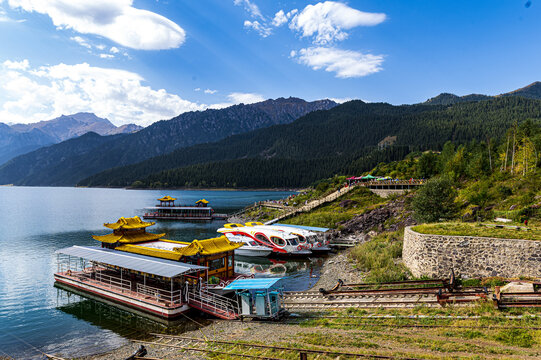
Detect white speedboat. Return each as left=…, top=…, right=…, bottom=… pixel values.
left=222, top=233, right=273, bottom=257
left=245, top=222, right=332, bottom=253
left=217, top=223, right=312, bottom=256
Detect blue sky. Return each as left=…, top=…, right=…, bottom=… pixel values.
left=0, top=0, right=539, bottom=125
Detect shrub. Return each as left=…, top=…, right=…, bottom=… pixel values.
left=412, top=177, right=457, bottom=222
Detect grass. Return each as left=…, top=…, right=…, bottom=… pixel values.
left=282, top=186, right=385, bottom=228
left=349, top=230, right=411, bottom=283
left=413, top=222, right=541, bottom=241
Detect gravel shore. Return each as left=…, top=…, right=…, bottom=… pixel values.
left=76, top=248, right=364, bottom=360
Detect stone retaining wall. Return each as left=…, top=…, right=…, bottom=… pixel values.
left=403, top=226, right=541, bottom=278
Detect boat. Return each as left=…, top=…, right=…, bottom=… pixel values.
left=245, top=222, right=332, bottom=253
left=222, top=232, right=273, bottom=257
left=54, top=216, right=248, bottom=320
left=217, top=223, right=312, bottom=257
left=143, top=196, right=227, bottom=221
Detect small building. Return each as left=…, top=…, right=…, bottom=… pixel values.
left=223, top=278, right=285, bottom=319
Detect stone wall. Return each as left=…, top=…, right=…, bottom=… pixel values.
left=368, top=189, right=407, bottom=198
left=403, top=226, right=541, bottom=278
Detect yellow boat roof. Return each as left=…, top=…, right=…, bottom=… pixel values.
left=223, top=223, right=244, bottom=228
left=92, top=232, right=165, bottom=244
left=158, top=196, right=177, bottom=202
left=196, top=199, right=209, bottom=204
left=104, top=216, right=154, bottom=230
left=116, top=236, right=243, bottom=260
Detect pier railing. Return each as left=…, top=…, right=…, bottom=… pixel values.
left=94, top=272, right=131, bottom=293
left=137, top=283, right=182, bottom=304
left=188, top=287, right=240, bottom=319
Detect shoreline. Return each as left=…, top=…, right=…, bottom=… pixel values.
left=81, top=248, right=362, bottom=360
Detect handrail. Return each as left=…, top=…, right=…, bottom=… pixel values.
left=188, top=287, right=240, bottom=317
left=136, top=283, right=182, bottom=304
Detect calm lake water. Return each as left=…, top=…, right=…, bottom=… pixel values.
left=0, top=187, right=324, bottom=359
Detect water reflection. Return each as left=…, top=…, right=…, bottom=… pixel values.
left=235, top=255, right=326, bottom=291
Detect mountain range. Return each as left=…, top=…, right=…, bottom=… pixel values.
left=0, top=113, right=141, bottom=165
left=0, top=97, right=336, bottom=185
left=79, top=96, right=541, bottom=188
left=423, top=81, right=541, bottom=105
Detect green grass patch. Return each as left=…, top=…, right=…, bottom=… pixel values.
left=494, top=328, right=535, bottom=348
left=350, top=230, right=411, bottom=282
left=413, top=222, right=541, bottom=241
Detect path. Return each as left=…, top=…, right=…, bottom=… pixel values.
left=265, top=185, right=355, bottom=224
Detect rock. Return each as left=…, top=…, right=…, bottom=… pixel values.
left=484, top=205, right=494, bottom=211
left=500, top=281, right=535, bottom=293
left=339, top=199, right=357, bottom=208
left=509, top=204, right=517, bottom=210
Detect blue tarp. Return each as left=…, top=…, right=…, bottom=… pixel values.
left=224, top=278, right=282, bottom=290
left=274, top=223, right=329, bottom=232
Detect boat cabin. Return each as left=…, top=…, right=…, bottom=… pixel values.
left=144, top=196, right=216, bottom=220
left=92, top=216, right=243, bottom=282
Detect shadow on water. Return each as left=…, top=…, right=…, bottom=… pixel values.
left=55, top=285, right=210, bottom=339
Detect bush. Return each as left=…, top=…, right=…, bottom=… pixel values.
left=412, top=177, right=457, bottom=222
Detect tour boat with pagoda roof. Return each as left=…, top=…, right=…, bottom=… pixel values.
left=143, top=196, right=227, bottom=221
left=54, top=216, right=251, bottom=320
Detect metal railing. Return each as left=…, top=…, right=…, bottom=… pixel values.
left=94, top=271, right=131, bottom=293
left=136, top=283, right=182, bottom=304
left=188, top=287, right=240, bottom=317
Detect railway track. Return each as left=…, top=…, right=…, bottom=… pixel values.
left=134, top=333, right=425, bottom=360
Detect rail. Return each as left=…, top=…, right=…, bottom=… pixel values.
left=94, top=271, right=131, bottom=293
left=136, top=283, right=182, bottom=304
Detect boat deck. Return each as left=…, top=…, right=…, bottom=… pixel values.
left=54, top=268, right=188, bottom=317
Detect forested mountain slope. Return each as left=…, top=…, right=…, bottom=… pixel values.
left=80, top=97, right=541, bottom=188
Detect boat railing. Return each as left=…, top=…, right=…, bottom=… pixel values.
left=188, top=286, right=240, bottom=316
left=136, top=283, right=182, bottom=304
left=94, top=271, right=131, bottom=293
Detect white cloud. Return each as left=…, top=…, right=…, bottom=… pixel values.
left=0, top=5, right=24, bottom=22
left=272, top=10, right=287, bottom=27
left=194, top=87, right=201, bottom=92
left=110, top=46, right=120, bottom=53
left=227, top=92, right=264, bottom=104
left=0, top=60, right=206, bottom=126
left=7, top=0, right=186, bottom=50
left=244, top=20, right=271, bottom=37
left=3, top=59, right=29, bottom=70
left=95, top=44, right=106, bottom=50
left=233, top=0, right=263, bottom=19
left=289, top=1, right=386, bottom=45
left=292, top=47, right=383, bottom=78
left=204, top=89, right=217, bottom=94
left=70, top=36, right=91, bottom=49
left=99, top=53, right=114, bottom=59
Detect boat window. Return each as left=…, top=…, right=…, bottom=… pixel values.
left=208, top=258, right=224, bottom=271
left=255, top=234, right=270, bottom=244
left=287, top=237, right=298, bottom=246
left=271, top=236, right=286, bottom=247
left=228, top=256, right=233, bottom=268
left=296, top=235, right=306, bottom=243
left=249, top=241, right=258, bottom=246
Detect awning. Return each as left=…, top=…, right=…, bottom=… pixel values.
left=56, top=245, right=206, bottom=278
left=224, top=278, right=282, bottom=290
left=274, top=223, right=329, bottom=232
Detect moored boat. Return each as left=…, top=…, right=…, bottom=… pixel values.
left=54, top=216, right=248, bottom=320
left=245, top=222, right=332, bottom=253
left=222, top=232, right=273, bottom=257
left=143, top=196, right=227, bottom=221
left=217, top=223, right=312, bottom=257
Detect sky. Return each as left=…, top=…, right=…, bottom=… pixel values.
left=0, top=0, right=540, bottom=126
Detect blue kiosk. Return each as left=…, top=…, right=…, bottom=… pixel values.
left=224, top=278, right=285, bottom=319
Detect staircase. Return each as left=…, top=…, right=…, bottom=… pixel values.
left=266, top=185, right=355, bottom=224
left=187, top=288, right=240, bottom=320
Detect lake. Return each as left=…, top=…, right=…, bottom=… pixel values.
left=0, top=187, right=323, bottom=359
